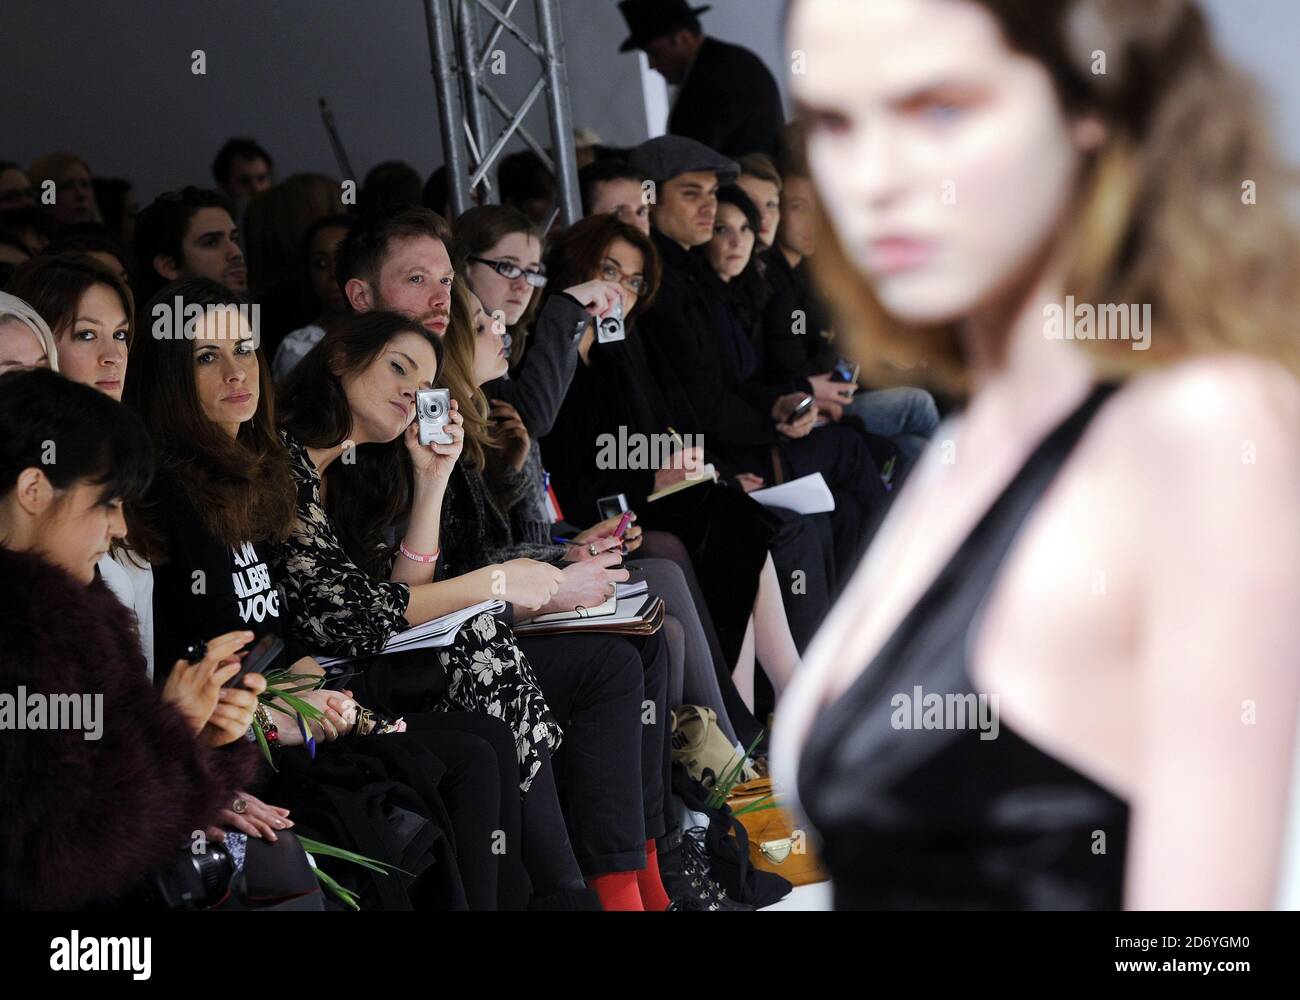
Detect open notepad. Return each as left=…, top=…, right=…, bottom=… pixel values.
left=513, top=593, right=664, bottom=637
left=522, top=579, right=650, bottom=626
left=646, top=464, right=719, bottom=502
left=317, top=599, right=505, bottom=667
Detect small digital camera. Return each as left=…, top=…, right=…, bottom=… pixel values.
left=416, top=388, right=453, bottom=445
left=595, top=298, right=625, bottom=344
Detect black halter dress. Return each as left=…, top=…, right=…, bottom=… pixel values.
left=797, top=385, right=1129, bottom=909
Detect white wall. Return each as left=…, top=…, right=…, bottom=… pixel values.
left=2, top=0, right=1295, bottom=202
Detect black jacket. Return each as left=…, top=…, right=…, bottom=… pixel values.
left=670, top=37, right=785, bottom=158
left=0, top=546, right=257, bottom=909
left=761, top=248, right=838, bottom=382
left=637, top=230, right=781, bottom=465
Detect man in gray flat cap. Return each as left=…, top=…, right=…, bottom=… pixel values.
left=628, top=134, right=846, bottom=666
left=629, top=135, right=737, bottom=254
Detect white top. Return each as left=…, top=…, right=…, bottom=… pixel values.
left=272, top=323, right=327, bottom=382
left=98, top=551, right=156, bottom=680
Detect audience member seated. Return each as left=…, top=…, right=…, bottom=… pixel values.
left=0, top=291, right=57, bottom=373
left=243, top=173, right=346, bottom=357
left=134, top=186, right=247, bottom=302
left=0, top=162, right=35, bottom=212
left=0, top=367, right=269, bottom=909
left=498, top=149, right=556, bottom=230
left=28, top=151, right=100, bottom=228
left=579, top=159, right=651, bottom=235
left=272, top=213, right=357, bottom=381
left=212, top=136, right=274, bottom=211
left=630, top=135, right=890, bottom=585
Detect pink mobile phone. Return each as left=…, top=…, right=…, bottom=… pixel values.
left=613, top=511, right=634, bottom=539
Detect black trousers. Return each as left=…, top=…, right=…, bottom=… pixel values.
left=344, top=654, right=583, bottom=907
left=519, top=630, right=670, bottom=876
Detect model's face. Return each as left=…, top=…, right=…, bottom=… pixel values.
left=706, top=203, right=756, bottom=282
left=0, top=166, right=33, bottom=210
left=652, top=171, right=720, bottom=249
left=176, top=207, right=247, bottom=292
left=0, top=318, right=49, bottom=373
left=192, top=309, right=259, bottom=437
left=227, top=155, right=272, bottom=198
left=307, top=225, right=349, bottom=316
left=341, top=331, right=439, bottom=444
left=465, top=231, right=542, bottom=327
left=789, top=0, right=1091, bottom=325
left=53, top=162, right=97, bottom=225
left=736, top=175, right=781, bottom=248
left=589, top=178, right=650, bottom=235
left=466, top=290, right=509, bottom=386
left=363, top=236, right=454, bottom=338
left=54, top=283, right=129, bottom=400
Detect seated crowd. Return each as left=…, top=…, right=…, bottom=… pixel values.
left=0, top=128, right=940, bottom=911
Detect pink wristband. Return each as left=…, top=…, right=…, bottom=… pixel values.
left=399, top=542, right=440, bottom=564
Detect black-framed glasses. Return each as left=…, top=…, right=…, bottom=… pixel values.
left=469, top=255, right=548, bottom=288
left=599, top=259, right=648, bottom=296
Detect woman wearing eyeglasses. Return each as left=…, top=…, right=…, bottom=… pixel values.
left=452, top=206, right=625, bottom=544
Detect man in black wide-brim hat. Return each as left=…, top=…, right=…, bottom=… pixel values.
left=617, top=0, right=786, bottom=159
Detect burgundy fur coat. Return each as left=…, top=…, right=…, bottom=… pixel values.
left=0, top=546, right=260, bottom=909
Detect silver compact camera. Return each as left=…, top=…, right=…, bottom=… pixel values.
left=416, top=388, right=453, bottom=445
left=595, top=298, right=625, bottom=344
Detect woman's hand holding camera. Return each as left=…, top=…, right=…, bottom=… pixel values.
left=405, top=398, right=464, bottom=484
left=565, top=280, right=626, bottom=318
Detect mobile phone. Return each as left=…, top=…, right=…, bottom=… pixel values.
left=830, top=357, right=860, bottom=384
left=416, top=388, right=453, bottom=445
left=224, top=634, right=285, bottom=688
left=613, top=511, right=634, bottom=539
left=596, top=493, right=629, bottom=521
left=790, top=395, right=815, bottom=422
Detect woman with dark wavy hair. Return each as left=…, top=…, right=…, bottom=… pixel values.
left=775, top=0, right=1300, bottom=910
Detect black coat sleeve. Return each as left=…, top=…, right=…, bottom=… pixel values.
left=487, top=294, right=589, bottom=438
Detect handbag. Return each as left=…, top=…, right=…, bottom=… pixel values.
left=726, top=776, right=827, bottom=888
left=670, top=705, right=758, bottom=786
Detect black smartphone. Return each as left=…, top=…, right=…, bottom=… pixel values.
left=790, top=395, right=815, bottom=422
left=224, top=634, right=285, bottom=688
